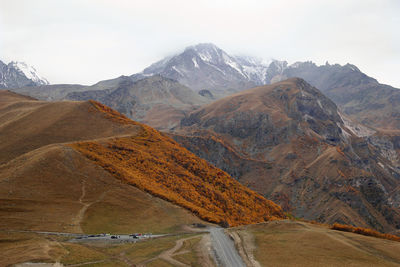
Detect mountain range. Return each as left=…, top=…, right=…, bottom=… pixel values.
left=3, top=39, right=400, bottom=265
left=4, top=43, right=400, bottom=234
left=8, top=43, right=400, bottom=132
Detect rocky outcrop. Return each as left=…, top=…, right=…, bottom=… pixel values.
left=174, top=78, right=400, bottom=233
left=66, top=75, right=209, bottom=130
left=267, top=61, right=400, bottom=130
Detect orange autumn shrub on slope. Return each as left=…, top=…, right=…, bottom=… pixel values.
left=70, top=101, right=285, bottom=227
left=332, top=223, right=400, bottom=242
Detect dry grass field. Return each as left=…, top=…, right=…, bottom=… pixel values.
left=231, top=220, right=400, bottom=267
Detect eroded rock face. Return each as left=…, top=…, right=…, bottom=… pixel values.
left=181, top=78, right=345, bottom=155
left=174, top=78, right=400, bottom=233
left=67, top=75, right=210, bottom=131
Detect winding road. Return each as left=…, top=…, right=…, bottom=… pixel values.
left=209, top=227, right=245, bottom=267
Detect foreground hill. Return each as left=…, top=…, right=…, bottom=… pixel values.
left=0, top=91, right=201, bottom=234
left=174, top=78, right=400, bottom=233
left=0, top=143, right=204, bottom=234
left=70, top=101, right=285, bottom=226
left=0, top=90, right=284, bottom=234
left=0, top=91, right=140, bottom=164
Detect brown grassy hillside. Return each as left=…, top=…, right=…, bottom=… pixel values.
left=0, top=91, right=140, bottom=164
left=230, top=220, right=400, bottom=267
left=0, top=144, right=203, bottom=234
left=0, top=90, right=285, bottom=233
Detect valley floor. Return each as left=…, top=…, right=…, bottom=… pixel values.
left=1, top=229, right=215, bottom=267
left=4, top=220, right=400, bottom=266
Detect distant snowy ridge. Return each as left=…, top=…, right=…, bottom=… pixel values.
left=139, top=43, right=353, bottom=96
left=0, top=60, right=49, bottom=88
left=11, top=61, right=49, bottom=85
left=10, top=61, right=49, bottom=85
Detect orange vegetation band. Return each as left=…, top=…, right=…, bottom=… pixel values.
left=332, top=223, right=400, bottom=242
left=69, top=101, right=285, bottom=226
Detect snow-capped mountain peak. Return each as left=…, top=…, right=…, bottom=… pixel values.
left=140, top=43, right=262, bottom=96
left=0, top=60, right=49, bottom=88
left=10, top=61, right=49, bottom=85
left=137, top=43, right=372, bottom=98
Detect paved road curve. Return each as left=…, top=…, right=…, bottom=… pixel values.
left=209, top=227, right=245, bottom=267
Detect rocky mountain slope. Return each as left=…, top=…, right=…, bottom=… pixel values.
left=0, top=90, right=284, bottom=234
left=136, top=43, right=400, bottom=130
left=0, top=60, right=49, bottom=88
left=65, top=75, right=209, bottom=130
left=173, top=78, right=400, bottom=233
left=269, top=61, right=400, bottom=130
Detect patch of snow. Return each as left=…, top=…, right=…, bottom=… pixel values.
left=303, top=114, right=314, bottom=122
left=242, top=65, right=268, bottom=83
left=172, top=66, right=184, bottom=77
left=337, top=122, right=351, bottom=141
left=198, top=51, right=212, bottom=62
left=233, top=55, right=269, bottom=83
left=317, top=99, right=323, bottom=109
left=192, top=57, right=199, bottom=68
left=10, top=61, right=49, bottom=85
left=339, top=112, right=375, bottom=137
left=205, top=62, right=226, bottom=75
left=222, top=53, right=245, bottom=77
left=288, top=62, right=304, bottom=69
left=347, top=64, right=359, bottom=72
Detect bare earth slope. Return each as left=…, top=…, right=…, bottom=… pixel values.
left=174, top=78, right=400, bottom=233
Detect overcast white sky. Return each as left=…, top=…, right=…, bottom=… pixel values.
left=1, top=0, right=399, bottom=87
